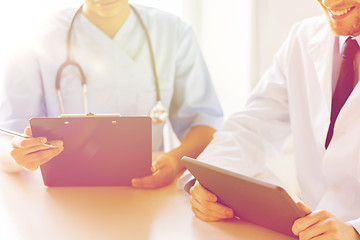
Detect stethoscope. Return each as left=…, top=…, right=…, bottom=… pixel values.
left=55, top=4, right=168, bottom=124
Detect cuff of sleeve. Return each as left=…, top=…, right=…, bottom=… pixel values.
left=190, top=114, right=223, bottom=131
left=177, top=170, right=196, bottom=194
left=347, top=219, right=360, bottom=235
left=174, top=114, right=223, bottom=141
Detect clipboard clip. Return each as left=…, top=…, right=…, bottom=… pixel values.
left=59, top=113, right=121, bottom=118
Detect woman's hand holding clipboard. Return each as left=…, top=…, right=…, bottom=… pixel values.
left=0, top=126, right=64, bottom=171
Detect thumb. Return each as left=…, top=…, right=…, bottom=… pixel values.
left=151, top=158, right=166, bottom=172
left=24, top=127, right=33, bottom=137
left=297, top=201, right=312, bottom=215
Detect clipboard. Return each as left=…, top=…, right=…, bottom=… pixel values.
left=181, top=156, right=305, bottom=237
left=29, top=116, right=152, bottom=187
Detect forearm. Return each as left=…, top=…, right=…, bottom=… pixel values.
left=0, top=136, right=23, bottom=172
left=167, top=125, right=216, bottom=172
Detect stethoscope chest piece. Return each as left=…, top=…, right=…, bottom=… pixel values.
left=150, top=101, right=168, bottom=124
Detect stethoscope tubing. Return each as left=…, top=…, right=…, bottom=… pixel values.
left=55, top=4, right=166, bottom=123
left=131, top=5, right=161, bottom=102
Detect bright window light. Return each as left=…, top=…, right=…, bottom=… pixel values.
left=0, top=1, right=82, bottom=54
left=0, top=0, right=182, bottom=55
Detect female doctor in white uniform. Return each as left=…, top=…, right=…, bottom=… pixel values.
left=0, top=0, right=223, bottom=189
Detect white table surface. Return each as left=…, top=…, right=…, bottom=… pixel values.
left=0, top=170, right=297, bottom=240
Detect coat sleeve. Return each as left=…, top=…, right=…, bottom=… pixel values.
left=178, top=37, right=294, bottom=190
left=0, top=45, right=46, bottom=133
left=168, top=25, right=223, bottom=140
left=191, top=30, right=295, bottom=177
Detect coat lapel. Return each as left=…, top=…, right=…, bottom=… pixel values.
left=308, top=26, right=335, bottom=115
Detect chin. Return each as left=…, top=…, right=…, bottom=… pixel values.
left=326, top=15, right=360, bottom=36
left=330, top=23, right=360, bottom=36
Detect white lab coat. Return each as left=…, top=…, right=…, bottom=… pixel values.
left=182, top=15, right=360, bottom=229
left=0, top=5, right=223, bottom=151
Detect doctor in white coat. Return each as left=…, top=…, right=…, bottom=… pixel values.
left=0, top=0, right=223, bottom=189
left=187, top=0, right=360, bottom=239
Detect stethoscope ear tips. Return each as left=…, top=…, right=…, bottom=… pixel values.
left=150, top=101, right=168, bottom=125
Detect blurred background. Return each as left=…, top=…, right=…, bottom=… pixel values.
left=0, top=0, right=323, bottom=194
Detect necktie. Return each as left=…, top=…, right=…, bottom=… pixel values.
left=325, top=37, right=359, bottom=148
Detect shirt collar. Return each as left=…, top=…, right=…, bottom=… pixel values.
left=339, top=35, right=360, bottom=53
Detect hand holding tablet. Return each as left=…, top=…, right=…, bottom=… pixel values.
left=182, top=156, right=305, bottom=237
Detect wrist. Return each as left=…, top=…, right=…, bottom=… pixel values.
left=165, top=151, right=184, bottom=173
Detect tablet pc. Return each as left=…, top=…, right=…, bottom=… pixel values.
left=181, top=156, right=305, bottom=237
left=30, top=116, right=152, bottom=187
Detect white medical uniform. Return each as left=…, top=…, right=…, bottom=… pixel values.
left=0, top=5, right=223, bottom=151
left=180, top=15, right=360, bottom=231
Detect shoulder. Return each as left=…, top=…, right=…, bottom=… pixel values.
left=275, top=14, right=334, bottom=59
left=32, top=8, right=77, bottom=44
left=5, top=8, right=76, bottom=60
left=288, top=15, right=331, bottom=41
